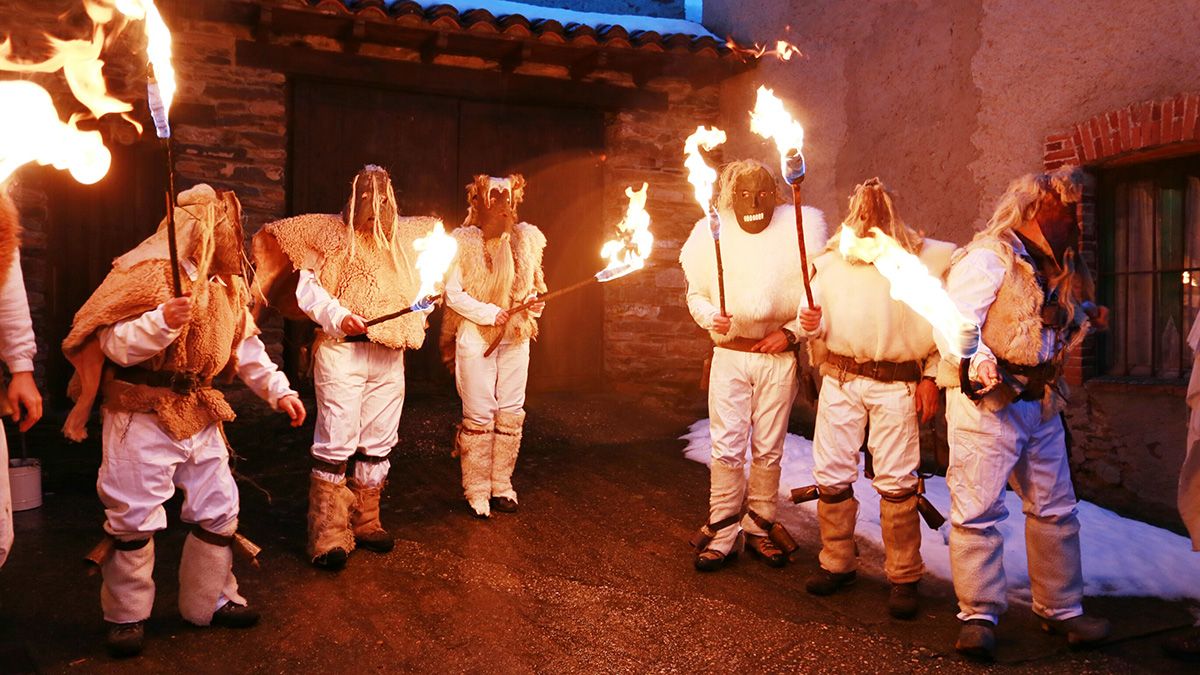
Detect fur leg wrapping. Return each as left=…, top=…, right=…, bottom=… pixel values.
left=457, top=420, right=494, bottom=517
left=307, top=473, right=356, bottom=560
left=817, top=492, right=859, bottom=575
left=491, top=410, right=526, bottom=502
left=745, top=464, right=782, bottom=535
left=349, top=479, right=387, bottom=539
left=878, top=492, right=925, bottom=584
left=179, top=531, right=245, bottom=626
left=101, top=539, right=156, bottom=624
left=707, top=462, right=747, bottom=555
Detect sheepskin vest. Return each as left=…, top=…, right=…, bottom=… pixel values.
left=63, top=258, right=250, bottom=441
left=444, top=223, right=547, bottom=344
left=104, top=272, right=249, bottom=440
left=264, top=213, right=434, bottom=350
left=679, top=204, right=827, bottom=346
left=975, top=237, right=1047, bottom=366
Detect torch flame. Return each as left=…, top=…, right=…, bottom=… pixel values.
left=0, top=81, right=112, bottom=185
left=411, top=220, right=458, bottom=303
left=0, top=31, right=135, bottom=124
left=683, top=126, right=726, bottom=215
left=597, top=183, right=653, bottom=282
left=838, top=225, right=979, bottom=358
left=749, top=86, right=804, bottom=181
left=119, top=0, right=175, bottom=118
left=725, top=38, right=803, bottom=62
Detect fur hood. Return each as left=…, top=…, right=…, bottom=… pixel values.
left=680, top=204, right=827, bottom=339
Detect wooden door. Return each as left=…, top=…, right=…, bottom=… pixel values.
left=456, top=101, right=605, bottom=391
left=45, top=140, right=169, bottom=405
left=289, top=79, right=606, bottom=392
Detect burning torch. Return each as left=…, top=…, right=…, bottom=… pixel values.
left=366, top=220, right=458, bottom=327
left=750, top=86, right=813, bottom=307
left=137, top=1, right=182, bottom=296
left=683, top=126, right=728, bottom=316
left=482, top=183, right=654, bottom=358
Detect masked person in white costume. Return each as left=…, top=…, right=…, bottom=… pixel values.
left=680, top=159, right=826, bottom=571
left=442, top=174, right=546, bottom=518
left=941, top=166, right=1110, bottom=661
left=0, top=190, right=43, bottom=570
left=62, top=185, right=306, bottom=658
left=796, top=178, right=952, bottom=619
left=254, top=165, right=438, bottom=570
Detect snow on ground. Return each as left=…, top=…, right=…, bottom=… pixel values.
left=682, top=419, right=1200, bottom=604
left=402, top=1, right=718, bottom=38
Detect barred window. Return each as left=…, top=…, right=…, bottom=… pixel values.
left=1097, top=155, right=1200, bottom=380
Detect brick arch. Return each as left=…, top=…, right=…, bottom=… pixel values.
left=1044, top=92, right=1200, bottom=169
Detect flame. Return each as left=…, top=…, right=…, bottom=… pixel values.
left=411, top=220, right=458, bottom=302
left=683, top=126, right=726, bottom=216
left=725, top=38, right=803, bottom=62
left=838, top=225, right=979, bottom=358
left=597, top=183, right=653, bottom=282
left=749, top=85, right=804, bottom=180
left=113, top=1, right=175, bottom=119
left=0, top=81, right=112, bottom=185
left=0, top=30, right=135, bottom=123
left=0, top=0, right=175, bottom=184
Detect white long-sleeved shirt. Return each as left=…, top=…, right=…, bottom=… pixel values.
left=296, top=269, right=352, bottom=339
left=444, top=263, right=542, bottom=346
left=0, top=252, right=36, bottom=373
left=98, top=264, right=296, bottom=410
left=947, top=237, right=1056, bottom=375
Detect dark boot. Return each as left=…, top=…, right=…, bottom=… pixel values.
left=349, top=479, right=394, bottom=553
left=888, top=581, right=920, bottom=620
left=210, top=601, right=260, bottom=629
left=955, top=619, right=996, bottom=662
left=490, top=496, right=518, bottom=513
left=1040, top=614, right=1111, bottom=647
left=105, top=621, right=145, bottom=658
left=805, top=568, right=857, bottom=596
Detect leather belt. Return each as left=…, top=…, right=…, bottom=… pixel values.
left=826, top=352, right=921, bottom=383
left=113, top=366, right=213, bottom=395
left=997, top=358, right=1058, bottom=401
left=714, top=336, right=764, bottom=352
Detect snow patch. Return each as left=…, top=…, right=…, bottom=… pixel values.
left=396, top=1, right=718, bottom=38
left=682, top=419, right=1200, bottom=603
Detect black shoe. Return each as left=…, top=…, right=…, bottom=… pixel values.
left=955, top=619, right=996, bottom=662
left=210, top=601, right=260, bottom=629
left=888, top=581, right=920, bottom=619
left=355, top=530, right=395, bottom=553
left=1164, top=627, right=1200, bottom=662
left=490, top=496, right=518, bottom=513
left=805, top=568, right=857, bottom=596
left=105, top=621, right=145, bottom=658
left=693, top=548, right=737, bottom=572
left=312, top=547, right=348, bottom=570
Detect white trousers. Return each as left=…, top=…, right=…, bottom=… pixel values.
left=456, top=335, right=530, bottom=428
left=311, top=340, right=406, bottom=487
left=97, top=411, right=243, bottom=623
left=945, top=389, right=1083, bottom=624
left=98, top=411, right=239, bottom=538
left=812, top=376, right=920, bottom=495
left=707, top=348, right=798, bottom=552
left=0, top=423, right=10, bottom=567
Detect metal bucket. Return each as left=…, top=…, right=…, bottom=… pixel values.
left=9, top=457, right=42, bottom=511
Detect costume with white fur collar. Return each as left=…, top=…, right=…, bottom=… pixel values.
left=680, top=203, right=827, bottom=345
